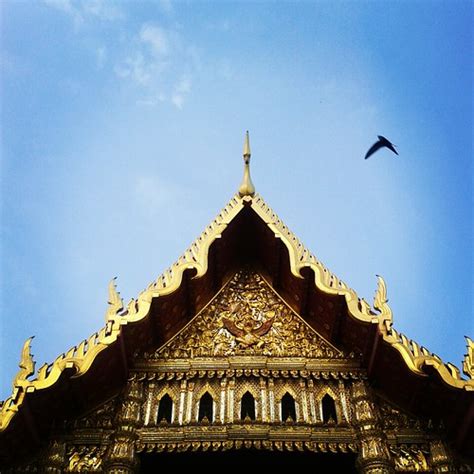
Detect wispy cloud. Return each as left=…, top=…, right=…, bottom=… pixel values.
left=43, top=0, right=123, bottom=29
left=171, top=76, right=192, bottom=110
left=115, top=22, right=198, bottom=110
left=157, top=0, right=173, bottom=15
left=115, top=52, right=155, bottom=86
left=140, top=24, right=170, bottom=56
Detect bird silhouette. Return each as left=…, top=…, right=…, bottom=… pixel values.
left=364, top=135, right=398, bottom=159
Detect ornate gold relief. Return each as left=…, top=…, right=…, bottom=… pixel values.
left=377, top=398, right=425, bottom=431
left=68, top=397, right=118, bottom=430
left=12, top=337, right=35, bottom=390
left=155, top=270, right=343, bottom=359
left=105, top=278, right=123, bottom=322
left=463, top=337, right=474, bottom=379
left=389, top=445, right=430, bottom=472
left=66, top=446, right=106, bottom=472
left=135, top=439, right=358, bottom=454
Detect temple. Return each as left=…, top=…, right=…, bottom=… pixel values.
left=1, top=133, right=473, bottom=472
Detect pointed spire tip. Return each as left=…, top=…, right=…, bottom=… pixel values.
left=243, top=130, right=251, bottom=158
left=238, top=130, right=255, bottom=197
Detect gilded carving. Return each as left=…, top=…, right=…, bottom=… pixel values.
left=463, top=336, right=474, bottom=379
left=104, top=381, right=143, bottom=471
left=389, top=445, right=430, bottom=472
left=378, top=397, right=424, bottom=431
left=351, top=381, right=393, bottom=472
left=66, top=446, right=106, bottom=472
left=429, top=440, right=455, bottom=473
left=69, top=397, right=117, bottom=429
left=44, top=439, right=66, bottom=473
left=155, top=270, right=343, bottom=359
left=12, top=337, right=35, bottom=389
left=135, top=439, right=358, bottom=454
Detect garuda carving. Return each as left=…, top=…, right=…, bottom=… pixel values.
left=153, top=270, right=344, bottom=359
left=222, top=314, right=274, bottom=348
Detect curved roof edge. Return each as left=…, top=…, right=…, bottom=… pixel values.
left=1, top=194, right=472, bottom=432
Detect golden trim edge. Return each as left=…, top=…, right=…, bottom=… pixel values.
left=1, top=194, right=472, bottom=433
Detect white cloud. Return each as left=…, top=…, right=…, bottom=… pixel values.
left=43, top=0, right=123, bottom=28
left=175, top=76, right=191, bottom=94
left=43, top=0, right=84, bottom=28
left=140, top=25, right=170, bottom=56
left=82, top=0, right=123, bottom=21
left=136, top=93, right=166, bottom=107
left=115, top=23, right=198, bottom=110
left=114, top=53, right=153, bottom=86
left=171, top=93, right=184, bottom=109
left=158, top=0, right=173, bottom=14
left=171, top=76, right=191, bottom=109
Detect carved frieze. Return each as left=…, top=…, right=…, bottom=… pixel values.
left=66, top=446, right=106, bottom=472
left=135, top=439, right=358, bottom=454
left=150, top=270, right=344, bottom=359
left=389, top=444, right=430, bottom=472
left=68, top=397, right=118, bottom=430
left=378, top=397, right=425, bottom=431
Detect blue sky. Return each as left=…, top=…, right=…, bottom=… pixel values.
left=1, top=0, right=472, bottom=399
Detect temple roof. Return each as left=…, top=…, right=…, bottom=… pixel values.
left=1, top=133, right=473, bottom=457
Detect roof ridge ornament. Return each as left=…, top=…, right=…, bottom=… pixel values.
left=12, top=336, right=36, bottom=389
left=238, top=131, right=255, bottom=197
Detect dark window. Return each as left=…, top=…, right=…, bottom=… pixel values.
left=281, top=392, right=297, bottom=422
left=322, top=394, right=338, bottom=423
left=198, top=392, right=213, bottom=422
left=157, top=394, right=173, bottom=423
left=240, top=391, right=256, bottom=421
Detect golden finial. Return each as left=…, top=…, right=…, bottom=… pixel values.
left=105, top=277, right=123, bottom=322
left=463, top=336, right=474, bottom=379
left=238, top=131, right=255, bottom=197
left=12, top=336, right=36, bottom=388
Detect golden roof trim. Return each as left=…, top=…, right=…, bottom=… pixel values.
left=1, top=194, right=472, bottom=432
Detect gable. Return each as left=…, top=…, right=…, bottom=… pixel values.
left=151, top=269, right=347, bottom=360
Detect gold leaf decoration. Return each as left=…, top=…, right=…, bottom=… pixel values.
left=12, top=336, right=35, bottom=388
left=156, top=270, right=343, bottom=359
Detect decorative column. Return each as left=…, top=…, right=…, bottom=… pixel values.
left=307, top=379, right=317, bottom=423
left=351, top=381, right=394, bottom=474
left=178, top=380, right=187, bottom=425
left=220, top=379, right=227, bottom=423
left=227, top=379, right=235, bottom=422
left=339, top=379, right=349, bottom=423
left=430, top=439, right=456, bottom=473
left=259, top=378, right=267, bottom=422
left=300, top=379, right=309, bottom=423
left=104, top=379, right=143, bottom=474
left=185, top=381, right=194, bottom=424
left=268, top=378, right=275, bottom=422
left=143, top=383, right=154, bottom=426
left=43, top=439, right=66, bottom=473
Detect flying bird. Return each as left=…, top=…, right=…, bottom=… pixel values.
left=364, top=135, right=398, bottom=159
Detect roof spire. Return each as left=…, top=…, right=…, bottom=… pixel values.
left=238, top=131, right=255, bottom=197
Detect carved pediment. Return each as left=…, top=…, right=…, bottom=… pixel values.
left=153, top=270, right=345, bottom=359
